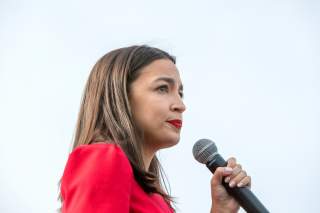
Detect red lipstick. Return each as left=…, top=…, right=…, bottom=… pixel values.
left=167, top=119, right=182, bottom=129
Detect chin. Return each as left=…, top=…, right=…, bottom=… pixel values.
left=160, top=135, right=180, bottom=149
left=148, top=129, right=181, bottom=149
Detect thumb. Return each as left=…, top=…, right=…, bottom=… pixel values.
left=211, top=167, right=233, bottom=187
left=211, top=167, right=233, bottom=201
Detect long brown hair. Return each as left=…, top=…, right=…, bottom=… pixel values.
left=58, top=45, right=176, bottom=210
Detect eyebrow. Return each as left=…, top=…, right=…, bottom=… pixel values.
left=154, top=77, right=184, bottom=91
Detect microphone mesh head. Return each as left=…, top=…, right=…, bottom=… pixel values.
left=192, top=139, right=218, bottom=164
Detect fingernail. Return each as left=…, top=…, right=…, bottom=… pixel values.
left=229, top=181, right=235, bottom=187
left=237, top=182, right=243, bottom=187
left=224, top=177, right=230, bottom=183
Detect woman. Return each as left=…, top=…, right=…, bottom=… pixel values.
left=59, top=45, right=251, bottom=213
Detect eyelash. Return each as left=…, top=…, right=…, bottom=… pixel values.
left=157, top=85, right=184, bottom=98
left=157, top=85, right=169, bottom=93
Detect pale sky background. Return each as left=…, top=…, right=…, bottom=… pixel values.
left=0, top=0, right=319, bottom=212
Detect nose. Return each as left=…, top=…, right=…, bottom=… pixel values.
left=171, top=96, right=186, bottom=113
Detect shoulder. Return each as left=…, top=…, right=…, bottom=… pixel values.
left=61, top=142, right=133, bottom=192
left=60, top=142, right=135, bottom=211
left=69, top=142, right=129, bottom=164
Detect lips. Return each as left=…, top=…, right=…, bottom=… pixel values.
left=166, top=119, right=182, bottom=129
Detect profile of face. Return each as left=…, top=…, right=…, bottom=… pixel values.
left=129, top=59, right=186, bottom=152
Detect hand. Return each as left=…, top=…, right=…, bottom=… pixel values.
left=210, top=157, right=251, bottom=213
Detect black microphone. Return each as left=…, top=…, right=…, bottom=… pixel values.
left=192, top=139, right=269, bottom=213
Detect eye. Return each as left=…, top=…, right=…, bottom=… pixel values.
left=179, top=91, right=184, bottom=98
left=157, top=85, right=169, bottom=93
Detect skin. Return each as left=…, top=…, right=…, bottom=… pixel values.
left=129, top=59, right=251, bottom=213
left=129, top=59, right=185, bottom=169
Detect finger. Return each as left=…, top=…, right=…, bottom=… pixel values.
left=228, top=170, right=247, bottom=188
left=226, top=157, right=237, bottom=168
left=211, top=167, right=233, bottom=187
left=236, top=176, right=251, bottom=188
left=224, top=164, right=242, bottom=183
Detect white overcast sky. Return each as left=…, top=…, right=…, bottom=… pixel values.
left=0, top=0, right=319, bottom=212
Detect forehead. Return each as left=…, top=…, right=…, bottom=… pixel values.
left=137, top=59, right=181, bottom=83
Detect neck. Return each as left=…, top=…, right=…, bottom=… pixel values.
left=142, top=144, right=157, bottom=171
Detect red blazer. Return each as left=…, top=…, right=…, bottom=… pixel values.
left=61, top=143, right=174, bottom=213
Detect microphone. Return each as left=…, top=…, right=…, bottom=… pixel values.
left=192, top=139, right=269, bottom=213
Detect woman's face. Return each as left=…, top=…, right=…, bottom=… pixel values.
left=129, top=59, right=186, bottom=151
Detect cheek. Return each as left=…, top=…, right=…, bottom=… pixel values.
left=145, top=104, right=165, bottom=126
left=130, top=93, right=168, bottom=130
left=141, top=104, right=167, bottom=132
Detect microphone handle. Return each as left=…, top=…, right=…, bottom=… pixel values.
left=207, top=154, right=269, bottom=213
